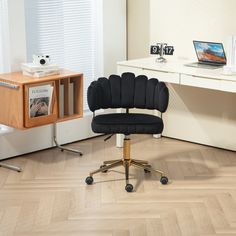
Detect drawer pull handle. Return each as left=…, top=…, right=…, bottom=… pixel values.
left=0, top=81, right=19, bottom=89
left=145, top=69, right=172, bottom=74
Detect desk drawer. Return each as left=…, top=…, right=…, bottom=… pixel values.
left=181, top=74, right=220, bottom=90
left=143, top=69, right=180, bottom=84
left=220, top=80, right=236, bottom=93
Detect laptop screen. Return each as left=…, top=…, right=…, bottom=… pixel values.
left=193, top=41, right=226, bottom=65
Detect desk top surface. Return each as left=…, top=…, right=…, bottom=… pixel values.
left=118, top=57, right=236, bottom=82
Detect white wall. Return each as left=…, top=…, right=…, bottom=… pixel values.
left=103, top=0, right=127, bottom=76
left=127, top=0, right=150, bottom=59
left=7, top=0, right=27, bottom=71
left=150, top=0, right=236, bottom=60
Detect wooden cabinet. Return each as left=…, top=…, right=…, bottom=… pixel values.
left=0, top=70, right=83, bottom=129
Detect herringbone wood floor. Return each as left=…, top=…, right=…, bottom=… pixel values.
left=0, top=135, right=236, bottom=236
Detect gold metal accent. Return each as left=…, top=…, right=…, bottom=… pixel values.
left=132, top=159, right=148, bottom=164
left=87, top=135, right=167, bottom=184
left=103, top=159, right=120, bottom=165
left=123, top=138, right=130, bottom=160
left=131, top=160, right=164, bottom=176
left=124, top=160, right=130, bottom=185
left=90, top=160, right=123, bottom=176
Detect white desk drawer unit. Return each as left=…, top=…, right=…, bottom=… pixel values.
left=180, top=74, right=221, bottom=91
left=143, top=69, right=180, bottom=84
left=117, top=58, right=236, bottom=151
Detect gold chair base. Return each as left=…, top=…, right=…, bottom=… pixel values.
left=86, top=136, right=168, bottom=191
left=89, top=158, right=164, bottom=181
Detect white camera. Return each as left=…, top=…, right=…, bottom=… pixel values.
left=33, top=54, right=51, bottom=66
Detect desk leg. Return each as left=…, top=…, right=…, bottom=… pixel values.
left=153, top=110, right=161, bottom=139
left=153, top=133, right=161, bottom=139
left=53, top=123, right=83, bottom=156
left=0, top=162, right=22, bottom=172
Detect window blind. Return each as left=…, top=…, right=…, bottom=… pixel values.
left=25, top=0, right=103, bottom=111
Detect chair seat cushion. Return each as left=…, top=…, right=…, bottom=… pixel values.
left=92, top=113, right=164, bottom=134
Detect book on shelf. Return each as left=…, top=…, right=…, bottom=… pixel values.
left=28, top=84, right=53, bottom=118
left=59, top=84, right=64, bottom=118
left=58, top=82, right=75, bottom=118
left=69, top=82, right=74, bottom=115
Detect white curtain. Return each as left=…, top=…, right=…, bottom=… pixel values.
left=0, top=0, right=10, bottom=73
left=24, top=0, right=104, bottom=112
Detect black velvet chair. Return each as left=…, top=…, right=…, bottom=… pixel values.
left=85, top=72, right=169, bottom=192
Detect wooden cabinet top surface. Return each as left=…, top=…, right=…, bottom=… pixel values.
left=0, top=70, right=83, bottom=85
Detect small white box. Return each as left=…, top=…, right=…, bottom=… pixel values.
left=21, top=63, right=59, bottom=73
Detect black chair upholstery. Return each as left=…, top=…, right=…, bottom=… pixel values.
left=88, top=72, right=169, bottom=135
left=92, top=113, right=163, bottom=134
left=85, top=72, right=170, bottom=192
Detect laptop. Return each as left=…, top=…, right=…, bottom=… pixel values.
left=185, top=41, right=227, bottom=69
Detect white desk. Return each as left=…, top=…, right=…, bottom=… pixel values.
left=117, top=57, right=236, bottom=150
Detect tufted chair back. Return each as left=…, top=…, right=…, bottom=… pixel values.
left=87, top=72, right=169, bottom=113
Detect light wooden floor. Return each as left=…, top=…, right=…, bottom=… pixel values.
left=0, top=135, right=236, bottom=236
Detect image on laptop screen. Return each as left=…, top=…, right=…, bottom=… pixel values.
left=193, top=41, right=226, bottom=64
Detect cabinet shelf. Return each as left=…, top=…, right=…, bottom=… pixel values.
left=57, top=114, right=83, bottom=123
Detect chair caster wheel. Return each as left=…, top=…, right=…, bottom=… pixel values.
left=61, top=149, right=64, bottom=152
left=160, top=176, right=168, bottom=185
left=125, top=184, right=133, bottom=192
left=100, top=165, right=108, bottom=173
left=144, top=165, right=151, bottom=173
left=85, top=176, right=94, bottom=185
left=79, top=153, right=83, bottom=156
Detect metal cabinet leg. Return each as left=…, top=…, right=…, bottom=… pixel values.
left=0, top=162, right=22, bottom=172
left=53, top=123, right=83, bottom=156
